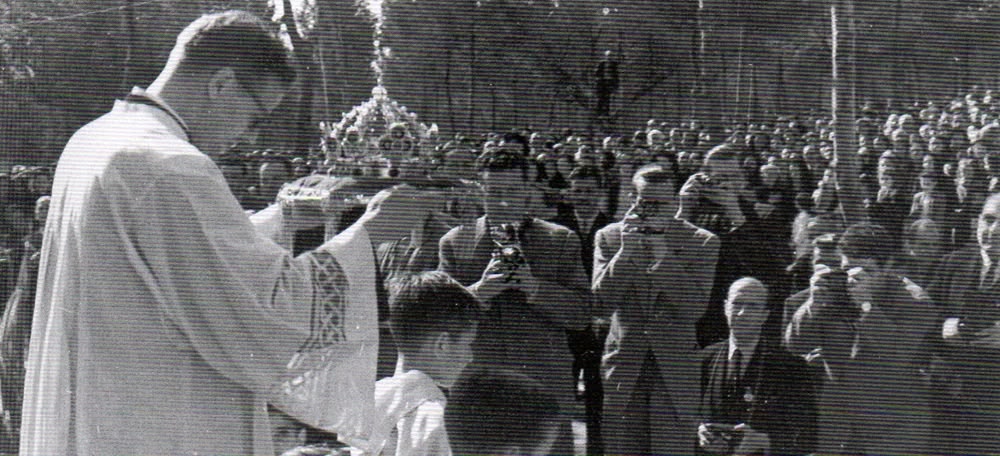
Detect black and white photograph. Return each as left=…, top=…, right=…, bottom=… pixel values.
left=1, top=0, right=998, bottom=454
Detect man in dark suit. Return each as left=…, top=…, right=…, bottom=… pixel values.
left=551, top=164, right=615, bottom=280
left=929, top=191, right=1000, bottom=455
left=438, top=134, right=592, bottom=456
left=549, top=162, right=615, bottom=455
left=680, top=143, right=795, bottom=348
left=785, top=223, right=936, bottom=455
left=699, top=278, right=817, bottom=456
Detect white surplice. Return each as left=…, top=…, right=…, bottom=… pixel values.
left=365, top=370, right=450, bottom=456
left=20, top=94, right=378, bottom=456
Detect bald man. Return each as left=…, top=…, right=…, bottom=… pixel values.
left=698, top=278, right=817, bottom=456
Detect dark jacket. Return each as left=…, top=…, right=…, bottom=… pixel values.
left=699, top=340, right=818, bottom=456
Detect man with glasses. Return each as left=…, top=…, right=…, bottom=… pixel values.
left=21, top=11, right=424, bottom=455
left=594, top=162, right=719, bottom=455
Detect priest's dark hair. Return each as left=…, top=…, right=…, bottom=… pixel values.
left=172, top=10, right=297, bottom=90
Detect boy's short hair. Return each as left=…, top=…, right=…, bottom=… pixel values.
left=446, top=367, right=562, bottom=455
left=388, top=271, right=481, bottom=355
left=174, top=11, right=297, bottom=89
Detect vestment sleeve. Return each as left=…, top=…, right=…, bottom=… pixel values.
left=120, top=152, right=376, bottom=409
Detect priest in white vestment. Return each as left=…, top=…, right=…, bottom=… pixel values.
left=19, top=11, right=423, bottom=455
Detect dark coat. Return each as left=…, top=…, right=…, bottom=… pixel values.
left=698, top=341, right=818, bottom=456
left=927, top=246, right=1000, bottom=455
left=785, top=268, right=936, bottom=454
left=550, top=207, right=614, bottom=280
left=437, top=215, right=592, bottom=363
left=697, top=198, right=796, bottom=348
left=437, top=215, right=592, bottom=456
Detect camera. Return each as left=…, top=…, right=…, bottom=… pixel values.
left=490, top=223, right=526, bottom=283
left=491, top=244, right=525, bottom=283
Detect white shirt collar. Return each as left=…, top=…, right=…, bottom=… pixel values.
left=125, top=86, right=190, bottom=140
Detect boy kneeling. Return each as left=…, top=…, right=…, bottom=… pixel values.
left=369, top=271, right=481, bottom=456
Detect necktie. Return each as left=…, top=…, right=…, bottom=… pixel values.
left=728, top=349, right=742, bottom=396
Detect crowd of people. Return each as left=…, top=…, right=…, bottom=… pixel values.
left=7, top=8, right=1000, bottom=456
left=258, top=89, right=999, bottom=455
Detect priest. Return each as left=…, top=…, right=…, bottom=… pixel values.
left=19, top=11, right=424, bottom=456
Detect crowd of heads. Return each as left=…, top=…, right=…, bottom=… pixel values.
left=208, top=85, right=1000, bottom=282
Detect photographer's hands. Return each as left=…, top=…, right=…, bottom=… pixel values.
left=679, top=172, right=747, bottom=228
left=470, top=256, right=540, bottom=303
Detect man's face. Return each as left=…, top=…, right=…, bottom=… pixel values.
left=235, top=77, right=285, bottom=144
left=703, top=156, right=747, bottom=192
left=840, top=253, right=879, bottom=277
left=726, top=285, right=769, bottom=342
left=203, top=72, right=286, bottom=156
left=978, top=194, right=1000, bottom=257
left=567, top=176, right=602, bottom=211
left=626, top=179, right=677, bottom=232
left=906, top=228, right=942, bottom=260
left=878, top=156, right=895, bottom=187
left=482, top=168, right=532, bottom=225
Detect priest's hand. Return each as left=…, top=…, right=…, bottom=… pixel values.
left=357, top=184, right=445, bottom=247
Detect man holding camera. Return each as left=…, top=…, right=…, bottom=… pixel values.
left=681, top=143, right=795, bottom=349
left=785, top=223, right=936, bottom=455
left=594, top=162, right=719, bottom=455
left=438, top=135, right=592, bottom=456
left=698, top=278, right=817, bottom=456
